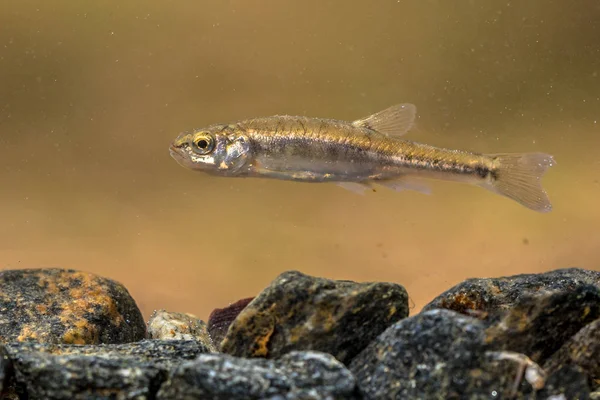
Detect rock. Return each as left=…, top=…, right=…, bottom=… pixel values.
left=147, top=309, right=216, bottom=352
left=349, top=309, right=584, bottom=399
left=207, top=297, right=254, bottom=347
left=13, top=353, right=165, bottom=399
left=484, top=285, right=600, bottom=363
left=219, top=270, right=409, bottom=364
left=0, top=345, right=12, bottom=395
left=422, top=267, right=600, bottom=316
left=157, top=351, right=360, bottom=400
left=5, top=339, right=212, bottom=367
left=350, top=309, right=489, bottom=399
left=544, top=318, right=600, bottom=382
left=0, top=268, right=145, bottom=345
left=536, top=365, right=591, bottom=399
left=5, top=339, right=210, bottom=399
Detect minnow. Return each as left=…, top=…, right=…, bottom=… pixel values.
left=169, top=103, right=555, bottom=212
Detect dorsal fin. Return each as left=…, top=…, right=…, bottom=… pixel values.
left=352, top=103, right=417, bottom=137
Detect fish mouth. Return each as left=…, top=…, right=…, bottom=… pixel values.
left=169, top=145, right=181, bottom=159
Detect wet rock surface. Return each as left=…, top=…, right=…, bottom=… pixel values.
left=157, top=351, right=359, bottom=399
left=220, top=270, right=409, bottom=364
left=0, top=266, right=599, bottom=399
left=0, top=268, right=146, bottom=345
left=422, top=267, right=600, bottom=315
left=147, top=309, right=216, bottom=352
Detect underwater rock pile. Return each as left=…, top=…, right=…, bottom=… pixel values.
left=0, top=268, right=598, bottom=399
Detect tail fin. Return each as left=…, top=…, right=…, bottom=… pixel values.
left=479, top=152, right=556, bottom=213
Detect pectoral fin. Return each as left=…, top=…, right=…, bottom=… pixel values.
left=352, top=103, right=417, bottom=137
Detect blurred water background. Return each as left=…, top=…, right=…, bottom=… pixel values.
left=1, top=1, right=599, bottom=319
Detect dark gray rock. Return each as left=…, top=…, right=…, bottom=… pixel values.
left=157, top=350, right=360, bottom=400
left=6, top=339, right=210, bottom=399
left=349, top=309, right=585, bottom=399
left=537, top=365, right=591, bottom=399
left=0, top=345, right=12, bottom=396
left=349, top=309, right=489, bottom=399
left=220, top=270, right=409, bottom=364
left=13, top=354, right=165, bottom=400
left=0, top=268, right=146, bottom=345
left=485, top=285, right=600, bottom=363
left=422, top=267, right=600, bottom=316
left=544, top=317, right=600, bottom=382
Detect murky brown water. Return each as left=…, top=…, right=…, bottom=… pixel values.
left=1, top=1, right=599, bottom=320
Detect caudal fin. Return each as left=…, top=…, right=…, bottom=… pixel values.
left=480, top=152, right=556, bottom=213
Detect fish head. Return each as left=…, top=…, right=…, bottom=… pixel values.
left=169, top=126, right=251, bottom=176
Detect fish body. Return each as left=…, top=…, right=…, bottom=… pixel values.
left=170, top=104, right=555, bottom=212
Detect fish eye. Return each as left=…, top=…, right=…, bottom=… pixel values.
left=192, top=134, right=214, bottom=154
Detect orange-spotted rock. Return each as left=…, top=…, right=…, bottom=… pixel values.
left=0, top=268, right=145, bottom=345
left=219, top=270, right=408, bottom=364
left=147, top=309, right=216, bottom=352
left=422, top=267, right=600, bottom=316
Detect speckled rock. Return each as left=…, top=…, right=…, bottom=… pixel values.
left=147, top=309, right=216, bottom=352
left=484, top=285, right=600, bottom=363
left=207, top=297, right=254, bottom=347
left=350, top=309, right=489, bottom=399
left=5, top=339, right=212, bottom=367
left=422, top=267, right=600, bottom=316
left=0, top=268, right=146, bottom=344
left=220, top=270, right=409, bottom=364
left=157, top=351, right=360, bottom=400
left=543, top=318, right=600, bottom=381
left=0, top=346, right=11, bottom=395
left=536, top=365, right=591, bottom=399
left=348, top=309, right=588, bottom=399
left=5, top=339, right=210, bottom=399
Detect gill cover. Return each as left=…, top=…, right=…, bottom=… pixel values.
left=217, top=133, right=251, bottom=173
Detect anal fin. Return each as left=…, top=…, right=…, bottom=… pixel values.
left=377, top=176, right=432, bottom=195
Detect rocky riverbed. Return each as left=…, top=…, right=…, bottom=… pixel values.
left=0, top=267, right=598, bottom=399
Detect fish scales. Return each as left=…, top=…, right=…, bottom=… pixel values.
left=244, top=117, right=378, bottom=162
left=243, top=116, right=491, bottom=180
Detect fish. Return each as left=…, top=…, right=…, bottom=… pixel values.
left=169, top=103, right=556, bottom=212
